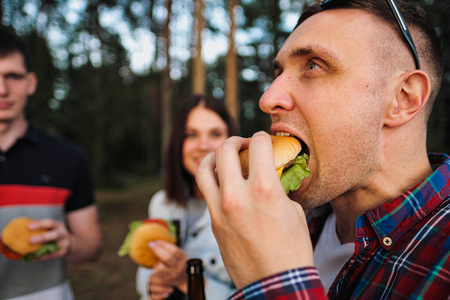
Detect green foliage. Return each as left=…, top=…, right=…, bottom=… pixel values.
left=25, top=32, right=59, bottom=132
left=2, top=0, right=450, bottom=186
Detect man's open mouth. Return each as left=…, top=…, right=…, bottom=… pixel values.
left=274, top=131, right=310, bottom=157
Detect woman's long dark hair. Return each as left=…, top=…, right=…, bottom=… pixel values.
left=164, top=94, right=237, bottom=206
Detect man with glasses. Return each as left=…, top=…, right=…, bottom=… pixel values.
left=197, top=0, right=448, bottom=299
left=0, top=27, right=102, bottom=299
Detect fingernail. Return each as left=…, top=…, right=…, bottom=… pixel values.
left=148, top=242, right=155, bottom=248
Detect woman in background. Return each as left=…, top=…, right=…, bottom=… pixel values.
left=136, top=94, right=237, bottom=300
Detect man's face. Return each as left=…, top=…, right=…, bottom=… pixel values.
left=0, top=51, right=37, bottom=124
left=260, top=9, right=392, bottom=209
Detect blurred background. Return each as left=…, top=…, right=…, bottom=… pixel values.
left=2, top=0, right=449, bottom=299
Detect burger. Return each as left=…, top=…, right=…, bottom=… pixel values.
left=239, top=134, right=311, bottom=194
left=0, top=217, right=59, bottom=261
left=118, top=219, right=177, bottom=268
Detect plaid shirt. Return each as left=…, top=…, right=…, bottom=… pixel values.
left=230, top=153, right=450, bottom=300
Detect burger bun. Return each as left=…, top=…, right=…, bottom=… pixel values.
left=1, top=217, right=46, bottom=255
left=129, top=222, right=176, bottom=267
left=239, top=135, right=301, bottom=179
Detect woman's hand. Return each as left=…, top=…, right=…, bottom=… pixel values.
left=148, top=241, right=189, bottom=293
left=148, top=273, right=174, bottom=300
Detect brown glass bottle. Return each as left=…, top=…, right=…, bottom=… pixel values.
left=186, top=258, right=206, bottom=300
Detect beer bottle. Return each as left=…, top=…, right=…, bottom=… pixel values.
left=186, top=258, right=206, bottom=300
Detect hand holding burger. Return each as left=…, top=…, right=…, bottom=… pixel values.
left=196, top=132, right=315, bottom=288
left=119, top=219, right=188, bottom=298
left=239, top=134, right=311, bottom=194
left=118, top=219, right=177, bottom=268
left=0, top=217, right=59, bottom=261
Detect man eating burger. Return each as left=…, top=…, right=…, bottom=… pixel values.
left=196, top=0, right=450, bottom=299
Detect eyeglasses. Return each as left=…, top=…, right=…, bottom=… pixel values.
left=320, top=0, right=420, bottom=69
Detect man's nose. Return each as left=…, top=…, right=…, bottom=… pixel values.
left=259, top=75, right=295, bottom=114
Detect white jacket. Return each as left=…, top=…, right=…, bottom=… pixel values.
left=136, top=190, right=235, bottom=299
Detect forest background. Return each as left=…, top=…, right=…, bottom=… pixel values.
left=1, top=0, right=450, bottom=299
left=2, top=0, right=449, bottom=186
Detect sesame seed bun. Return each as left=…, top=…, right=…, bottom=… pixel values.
left=129, top=222, right=177, bottom=267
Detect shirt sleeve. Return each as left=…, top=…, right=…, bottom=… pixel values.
left=64, top=151, right=95, bottom=212
left=229, top=267, right=327, bottom=300
left=136, top=266, right=153, bottom=300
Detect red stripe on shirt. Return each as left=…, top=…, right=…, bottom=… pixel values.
left=0, top=185, right=71, bottom=207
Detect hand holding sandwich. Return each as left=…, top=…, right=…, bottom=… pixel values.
left=1, top=214, right=101, bottom=263
left=0, top=217, right=71, bottom=261
left=26, top=218, right=73, bottom=261
left=196, top=131, right=314, bottom=289
left=118, top=219, right=189, bottom=299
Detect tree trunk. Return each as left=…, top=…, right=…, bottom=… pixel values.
left=161, top=0, right=173, bottom=160
left=148, top=0, right=161, bottom=169
left=226, top=0, right=239, bottom=127
left=192, top=0, right=205, bottom=94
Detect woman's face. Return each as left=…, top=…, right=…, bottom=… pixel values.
left=182, top=105, right=229, bottom=176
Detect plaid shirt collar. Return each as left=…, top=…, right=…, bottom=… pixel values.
left=362, top=153, right=450, bottom=250
left=309, top=153, right=450, bottom=250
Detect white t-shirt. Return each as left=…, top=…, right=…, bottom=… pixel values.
left=313, top=212, right=354, bottom=292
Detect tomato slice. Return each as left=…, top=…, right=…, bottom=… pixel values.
left=142, top=218, right=169, bottom=230
left=0, top=239, right=23, bottom=260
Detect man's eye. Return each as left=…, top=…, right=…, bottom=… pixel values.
left=6, top=74, right=26, bottom=80
left=307, top=62, right=320, bottom=70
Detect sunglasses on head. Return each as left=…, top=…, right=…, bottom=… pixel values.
left=320, top=0, right=420, bottom=69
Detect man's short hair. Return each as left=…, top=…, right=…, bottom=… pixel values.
left=295, top=0, right=443, bottom=106
left=0, top=26, right=31, bottom=71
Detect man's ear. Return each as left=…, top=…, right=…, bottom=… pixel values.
left=26, top=72, right=38, bottom=96
left=384, top=71, right=431, bottom=128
